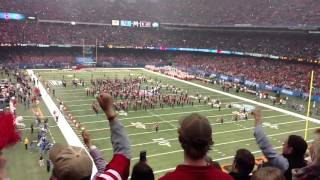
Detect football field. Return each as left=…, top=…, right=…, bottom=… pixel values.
left=34, top=68, right=319, bottom=178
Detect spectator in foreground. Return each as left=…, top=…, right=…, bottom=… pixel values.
left=159, top=113, right=233, bottom=180
left=131, top=161, right=154, bottom=180
left=82, top=93, right=131, bottom=180
left=292, top=129, right=320, bottom=180
left=251, top=167, right=286, bottom=180
left=0, top=111, right=20, bottom=180
left=252, top=108, right=308, bottom=180
left=49, top=143, right=93, bottom=180
left=131, top=150, right=154, bottom=180
left=229, top=149, right=255, bottom=180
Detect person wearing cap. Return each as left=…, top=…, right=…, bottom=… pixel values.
left=159, top=113, right=233, bottom=180
left=82, top=93, right=131, bottom=180
left=49, top=143, right=93, bottom=180
left=252, top=108, right=308, bottom=180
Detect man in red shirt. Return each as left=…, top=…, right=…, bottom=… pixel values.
left=159, top=113, right=233, bottom=180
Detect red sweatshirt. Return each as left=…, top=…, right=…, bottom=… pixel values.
left=159, top=165, right=234, bottom=180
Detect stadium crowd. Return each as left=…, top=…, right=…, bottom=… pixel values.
left=1, top=48, right=319, bottom=93
left=2, top=92, right=320, bottom=180
left=171, top=55, right=320, bottom=93
left=0, top=0, right=319, bottom=26
left=1, top=22, right=319, bottom=60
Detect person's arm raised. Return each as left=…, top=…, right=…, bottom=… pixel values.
left=82, top=130, right=107, bottom=174
left=252, top=108, right=289, bottom=172
left=95, top=93, right=131, bottom=180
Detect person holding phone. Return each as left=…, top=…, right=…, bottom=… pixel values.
left=131, top=151, right=154, bottom=180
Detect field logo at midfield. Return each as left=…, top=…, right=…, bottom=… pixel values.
left=153, top=138, right=171, bottom=147
left=49, top=80, right=62, bottom=87
left=131, top=122, right=146, bottom=129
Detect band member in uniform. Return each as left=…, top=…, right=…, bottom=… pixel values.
left=92, top=101, right=99, bottom=115
left=154, top=122, right=159, bottom=132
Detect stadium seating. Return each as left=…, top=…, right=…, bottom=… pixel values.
left=0, top=0, right=319, bottom=26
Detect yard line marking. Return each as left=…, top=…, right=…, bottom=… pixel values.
left=88, top=109, right=275, bottom=132
left=69, top=104, right=219, bottom=113
left=130, top=127, right=318, bottom=161
left=75, top=102, right=245, bottom=119
left=152, top=139, right=314, bottom=174
left=147, top=109, right=177, bottom=128
left=99, top=115, right=301, bottom=149
left=63, top=96, right=236, bottom=103
left=143, top=68, right=320, bottom=124
left=96, top=114, right=297, bottom=143
left=27, top=70, right=98, bottom=176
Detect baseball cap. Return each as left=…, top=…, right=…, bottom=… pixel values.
left=178, top=113, right=213, bottom=147
left=49, top=144, right=92, bottom=180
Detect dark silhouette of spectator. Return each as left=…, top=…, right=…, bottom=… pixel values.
left=131, top=161, right=154, bottom=180
left=252, top=108, right=308, bottom=180
left=292, top=129, right=320, bottom=180
left=159, top=113, right=233, bottom=180
left=229, top=148, right=255, bottom=180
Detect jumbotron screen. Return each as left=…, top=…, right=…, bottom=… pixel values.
left=0, top=12, right=25, bottom=20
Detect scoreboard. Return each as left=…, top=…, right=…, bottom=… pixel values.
left=112, top=19, right=159, bottom=28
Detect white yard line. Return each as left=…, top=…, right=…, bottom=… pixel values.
left=131, top=127, right=318, bottom=161
left=147, top=109, right=177, bottom=128
left=95, top=114, right=296, bottom=142
left=101, top=115, right=298, bottom=151
left=27, top=70, right=97, bottom=176
left=63, top=96, right=236, bottom=103
left=142, top=68, right=320, bottom=124
left=153, top=139, right=314, bottom=174
left=76, top=103, right=244, bottom=119
left=88, top=109, right=275, bottom=132
left=69, top=103, right=218, bottom=113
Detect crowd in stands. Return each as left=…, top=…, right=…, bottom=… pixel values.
left=0, top=0, right=319, bottom=26
left=171, top=55, right=320, bottom=93
left=1, top=21, right=319, bottom=60
left=1, top=48, right=319, bottom=93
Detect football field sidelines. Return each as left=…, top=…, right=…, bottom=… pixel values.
left=142, top=68, right=320, bottom=124
left=27, top=69, right=98, bottom=177
left=33, top=68, right=320, bottom=178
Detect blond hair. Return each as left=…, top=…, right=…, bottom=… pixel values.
left=251, top=167, right=285, bottom=180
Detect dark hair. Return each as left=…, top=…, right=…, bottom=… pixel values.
left=233, top=149, right=255, bottom=175
left=204, top=156, right=222, bottom=170
left=287, top=135, right=308, bottom=159
left=131, top=161, right=154, bottom=180
left=178, top=113, right=213, bottom=160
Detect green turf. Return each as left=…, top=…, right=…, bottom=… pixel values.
left=5, top=68, right=319, bottom=179
left=2, top=71, right=66, bottom=180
